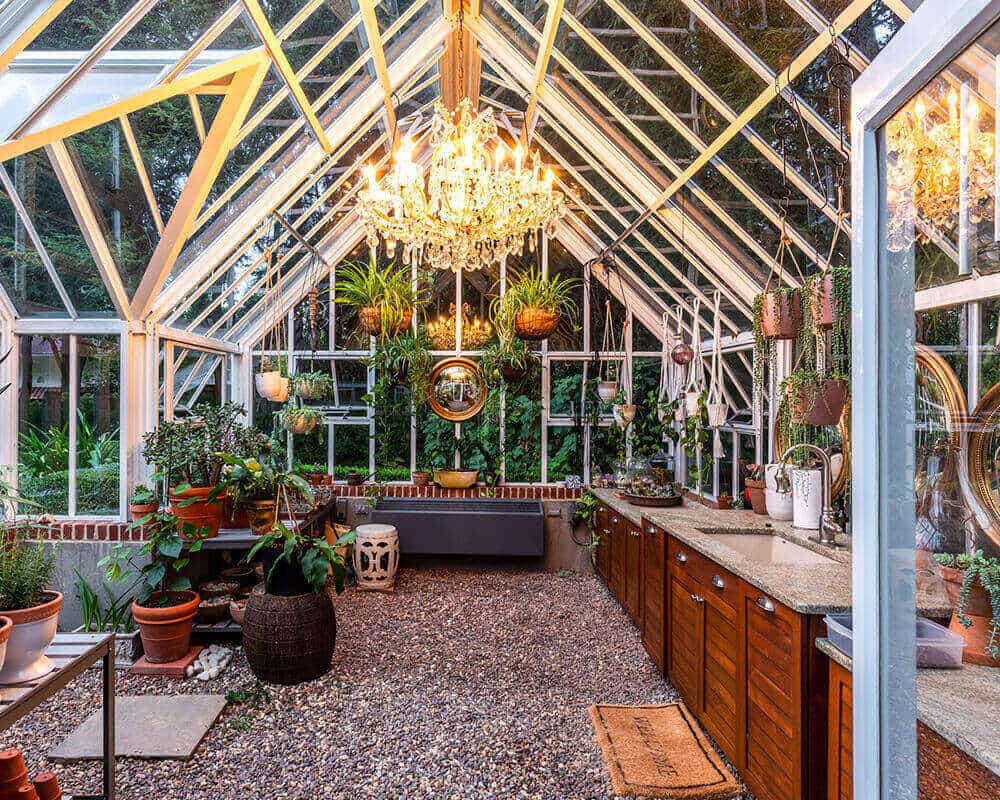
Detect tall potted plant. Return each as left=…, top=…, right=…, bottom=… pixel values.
left=935, top=551, right=1000, bottom=665
left=101, top=512, right=208, bottom=663
left=335, top=253, right=426, bottom=341
left=242, top=519, right=355, bottom=684
left=0, top=528, right=62, bottom=683
left=491, top=268, right=579, bottom=342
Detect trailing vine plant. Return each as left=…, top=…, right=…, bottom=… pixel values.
left=934, top=551, right=1000, bottom=660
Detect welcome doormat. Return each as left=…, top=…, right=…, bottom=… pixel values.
left=589, top=703, right=740, bottom=799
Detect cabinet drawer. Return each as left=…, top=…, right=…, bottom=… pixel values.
left=667, top=540, right=739, bottom=605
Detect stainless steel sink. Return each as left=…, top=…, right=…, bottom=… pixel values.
left=696, top=529, right=835, bottom=566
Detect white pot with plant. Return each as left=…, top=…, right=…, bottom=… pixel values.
left=0, top=530, right=63, bottom=684
left=764, top=463, right=793, bottom=521
left=791, top=467, right=823, bottom=529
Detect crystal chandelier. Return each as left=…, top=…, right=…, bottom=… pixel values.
left=356, top=97, right=566, bottom=272
left=426, top=303, right=493, bottom=349
left=885, top=88, right=995, bottom=252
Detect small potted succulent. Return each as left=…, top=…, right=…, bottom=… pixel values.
left=129, top=484, right=159, bottom=522
left=935, top=551, right=1000, bottom=665
left=219, top=453, right=314, bottom=536
left=0, top=528, right=62, bottom=683
left=335, top=252, right=426, bottom=341
left=100, top=511, right=208, bottom=663
left=293, top=372, right=334, bottom=401
left=281, top=405, right=324, bottom=436
left=491, top=267, right=579, bottom=342
left=242, top=521, right=355, bottom=684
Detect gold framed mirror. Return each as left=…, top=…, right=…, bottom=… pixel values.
left=773, top=398, right=851, bottom=499
left=963, top=365, right=1000, bottom=552
left=427, top=357, right=487, bottom=421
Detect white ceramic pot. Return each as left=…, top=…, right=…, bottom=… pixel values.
left=764, top=463, right=793, bottom=521
left=255, top=371, right=281, bottom=400
left=0, top=616, right=10, bottom=676
left=613, top=403, right=636, bottom=428
left=791, top=468, right=823, bottom=530
left=707, top=402, right=728, bottom=427
left=596, top=381, right=619, bottom=403
left=684, top=391, right=701, bottom=417
left=0, top=592, right=62, bottom=684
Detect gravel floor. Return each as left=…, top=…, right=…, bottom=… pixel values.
left=1, top=568, right=749, bottom=799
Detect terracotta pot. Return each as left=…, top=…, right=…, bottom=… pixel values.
left=222, top=496, right=249, bottom=530
left=613, top=403, right=636, bottom=428
left=433, top=469, right=478, bottom=489
left=15, top=782, right=39, bottom=799
left=255, top=371, right=282, bottom=400
left=745, top=479, right=767, bottom=515
left=295, top=378, right=330, bottom=400
left=244, top=499, right=277, bottom=536
left=284, top=415, right=319, bottom=435
left=0, top=592, right=62, bottom=684
left=346, top=472, right=364, bottom=486
left=790, top=378, right=849, bottom=426
left=272, top=377, right=291, bottom=403
left=229, top=599, right=247, bottom=626
left=514, top=307, right=560, bottom=340
left=31, top=772, right=60, bottom=800
left=0, top=617, right=10, bottom=677
left=0, top=750, right=26, bottom=793
left=412, top=471, right=431, bottom=487
left=939, top=565, right=998, bottom=665
left=129, top=501, right=159, bottom=522
left=131, top=591, right=200, bottom=664
left=760, top=290, right=802, bottom=340
left=169, top=486, right=223, bottom=538
left=358, top=307, right=413, bottom=338
left=714, top=496, right=732, bottom=510
left=811, top=273, right=835, bottom=330
left=197, top=595, right=231, bottom=624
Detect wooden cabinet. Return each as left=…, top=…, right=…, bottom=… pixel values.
left=594, top=504, right=611, bottom=582
left=668, top=567, right=703, bottom=708
left=641, top=522, right=667, bottom=672
left=827, top=659, right=852, bottom=800
left=742, top=586, right=806, bottom=800
left=700, top=565, right=742, bottom=761
left=625, top=523, right=642, bottom=624
left=609, top=511, right=626, bottom=605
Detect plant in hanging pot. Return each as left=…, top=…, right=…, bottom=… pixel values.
left=280, top=405, right=324, bottom=436
left=491, top=267, right=579, bottom=343
left=129, top=484, right=159, bottom=522
left=292, top=372, right=334, bottom=401
left=335, top=253, right=426, bottom=342
left=934, top=551, right=1000, bottom=665
left=0, top=527, right=62, bottom=684
left=757, top=286, right=803, bottom=340
left=255, top=355, right=288, bottom=401
left=611, top=390, right=637, bottom=429
left=368, top=328, right=435, bottom=399
left=479, top=338, right=537, bottom=389
left=806, top=267, right=850, bottom=331
left=100, top=511, right=208, bottom=663
left=782, top=368, right=849, bottom=427
left=219, top=453, right=314, bottom=536
left=242, top=519, right=355, bottom=684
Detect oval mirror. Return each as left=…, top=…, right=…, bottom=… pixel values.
left=428, top=357, right=487, bottom=421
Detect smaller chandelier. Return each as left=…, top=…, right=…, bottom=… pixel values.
left=356, top=99, right=566, bottom=273
left=885, top=88, right=995, bottom=252
left=426, top=303, right=493, bottom=349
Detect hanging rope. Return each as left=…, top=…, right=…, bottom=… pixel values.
left=707, top=291, right=728, bottom=458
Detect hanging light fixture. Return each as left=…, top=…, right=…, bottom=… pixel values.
left=355, top=7, right=566, bottom=272
left=426, top=303, right=493, bottom=349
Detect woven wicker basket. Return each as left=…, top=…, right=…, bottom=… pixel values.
left=358, top=307, right=413, bottom=338
left=514, top=307, right=560, bottom=340
left=242, top=591, right=336, bottom=685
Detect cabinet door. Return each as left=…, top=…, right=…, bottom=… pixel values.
left=626, top=524, right=642, bottom=624
left=668, top=569, right=703, bottom=710
left=594, top=505, right=611, bottom=582
left=641, top=523, right=666, bottom=672
left=742, top=588, right=805, bottom=800
left=701, top=576, right=741, bottom=761
left=828, top=660, right=852, bottom=800
left=610, top=512, right=626, bottom=604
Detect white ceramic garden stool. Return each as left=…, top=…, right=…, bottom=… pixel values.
left=352, top=524, right=400, bottom=592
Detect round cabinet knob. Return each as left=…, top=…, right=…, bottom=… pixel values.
left=711, top=575, right=725, bottom=589
left=756, top=596, right=775, bottom=613
left=612, top=516, right=619, bottom=524
left=647, top=526, right=656, bottom=534
left=676, top=552, right=688, bottom=564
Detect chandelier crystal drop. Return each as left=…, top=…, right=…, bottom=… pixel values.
left=885, top=87, right=995, bottom=253
left=356, top=99, right=567, bottom=272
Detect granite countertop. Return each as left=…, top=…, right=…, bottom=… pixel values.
left=591, top=488, right=951, bottom=617
left=816, top=638, right=1000, bottom=777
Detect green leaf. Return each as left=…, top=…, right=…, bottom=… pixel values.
left=158, top=537, right=183, bottom=558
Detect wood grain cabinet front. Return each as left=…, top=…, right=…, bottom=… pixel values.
left=640, top=522, right=667, bottom=673
left=625, top=524, right=643, bottom=625
left=594, top=505, right=611, bottom=582
left=609, top=512, right=626, bottom=605
left=667, top=567, right=703, bottom=710
left=700, top=566, right=742, bottom=761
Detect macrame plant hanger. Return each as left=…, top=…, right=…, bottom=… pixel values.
left=657, top=309, right=674, bottom=425
left=673, top=304, right=688, bottom=423
left=683, top=297, right=704, bottom=417
left=255, top=246, right=289, bottom=402
left=597, top=299, right=622, bottom=402
left=706, top=291, right=729, bottom=457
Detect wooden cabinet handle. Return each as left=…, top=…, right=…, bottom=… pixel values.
left=612, top=516, right=619, bottom=524
left=647, top=525, right=656, bottom=534
left=755, top=596, right=775, bottom=613
left=711, top=575, right=725, bottom=589
left=690, top=594, right=705, bottom=604
left=676, top=552, right=688, bottom=564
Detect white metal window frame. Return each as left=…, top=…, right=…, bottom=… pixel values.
left=850, top=1, right=1000, bottom=798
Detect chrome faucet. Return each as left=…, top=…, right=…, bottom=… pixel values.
left=776, top=443, right=845, bottom=548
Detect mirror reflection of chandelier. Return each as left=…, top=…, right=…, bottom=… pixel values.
left=426, top=303, right=493, bottom=349
left=356, top=98, right=566, bottom=273
left=885, top=87, right=995, bottom=252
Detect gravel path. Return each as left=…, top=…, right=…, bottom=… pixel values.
left=1, top=568, right=748, bottom=799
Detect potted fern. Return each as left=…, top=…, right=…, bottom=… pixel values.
left=491, top=268, right=579, bottom=342
left=935, top=551, right=1000, bottom=665
left=335, top=253, right=425, bottom=341
left=293, top=372, right=334, bottom=401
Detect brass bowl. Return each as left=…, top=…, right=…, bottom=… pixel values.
left=433, top=469, right=479, bottom=489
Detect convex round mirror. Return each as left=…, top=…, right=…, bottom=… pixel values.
left=428, top=357, right=486, bottom=421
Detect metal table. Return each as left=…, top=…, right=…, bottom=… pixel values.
left=0, top=632, right=116, bottom=800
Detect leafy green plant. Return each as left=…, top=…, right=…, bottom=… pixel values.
left=478, top=338, right=538, bottom=389
left=570, top=489, right=601, bottom=549
left=681, top=391, right=711, bottom=494
left=0, top=527, right=57, bottom=612
left=335, top=253, right=427, bottom=341
left=366, top=328, right=434, bottom=407
left=19, top=410, right=119, bottom=476
left=100, top=511, right=208, bottom=607
left=219, top=453, right=314, bottom=506
left=279, top=405, right=324, bottom=434
left=490, top=267, right=579, bottom=346
left=245, top=521, right=355, bottom=594
left=935, top=551, right=1000, bottom=659
left=74, top=569, right=135, bottom=633
left=292, top=372, right=334, bottom=400
left=131, top=484, right=156, bottom=505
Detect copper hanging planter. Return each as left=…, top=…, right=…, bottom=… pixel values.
left=514, top=307, right=561, bottom=340
left=760, top=290, right=802, bottom=340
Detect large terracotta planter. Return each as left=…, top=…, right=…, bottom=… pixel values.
left=0, top=616, right=11, bottom=677
left=760, top=290, right=802, bottom=340
left=243, top=591, right=336, bottom=685
left=131, top=590, right=200, bottom=664
left=939, top=565, right=999, bottom=666
left=244, top=499, right=277, bottom=536
left=0, top=592, right=62, bottom=684
left=169, top=486, right=223, bottom=538
left=745, top=479, right=767, bottom=515
left=789, top=378, right=849, bottom=426
left=358, top=307, right=412, bottom=338
left=515, top=307, right=560, bottom=340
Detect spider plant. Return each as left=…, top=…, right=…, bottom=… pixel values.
left=490, top=268, right=579, bottom=346
left=335, top=253, right=427, bottom=341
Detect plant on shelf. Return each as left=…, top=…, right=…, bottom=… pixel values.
left=292, top=371, right=334, bottom=401
left=219, top=453, right=315, bottom=535
left=100, top=510, right=207, bottom=663
left=335, top=252, right=427, bottom=341
left=129, top=483, right=159, bottom=522
left=280, top=404, right=324, bottom=436
left=491, top=267, right=579, bottom=343
left=934, top=551, right=1000, bottom=663
left=479, top=337, right=538, bottom=389
left=0, top=524, right=62, bottom=683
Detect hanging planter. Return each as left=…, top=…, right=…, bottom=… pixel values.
left=282, top=407, right=323, bottom=435
left=358, top=306, right=413, bottom=338
left=293, top=373, right=333, bottom=401
left=707, top=403, right=728, bottom=427
left=788, top=376, right=849, bottom=426
left=336, top=252, right=425, bottom=342
left=273, top=377, right=291, bottom=403
left=684, top=390, right=701, bottom=417
left=255, top=370, right=283, bottom=400
left=514, top=307, right=561, bottom=340
left=760, top=289, right=803, bottom=340
left=810, top=273, right=835, bottom=330
left=597, top=380, right=619, bottom=403
left=613, top=403, right=636, bottom=428
left=491, top=268, right=579, bottom=344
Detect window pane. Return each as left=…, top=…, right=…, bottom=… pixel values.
left=76, top=336, right=120, bottom=515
